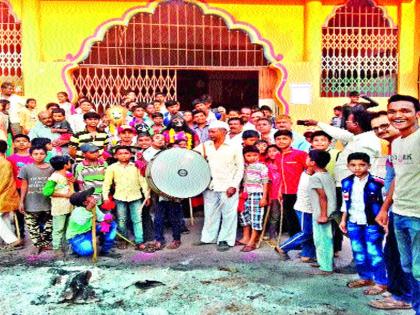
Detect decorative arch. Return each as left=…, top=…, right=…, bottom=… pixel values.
left=62, top=0, right=288, bottom=113
left=321, top=0, right=398, bottom=97
left=0, top=0, right=23, bottom=88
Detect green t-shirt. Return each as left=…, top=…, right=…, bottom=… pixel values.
left=66, top=206, right=104, bottom=240
left=308, top=171, right=337, bottom=218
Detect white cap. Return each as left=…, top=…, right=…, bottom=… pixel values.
left=208, top=120, right=229, bottom=131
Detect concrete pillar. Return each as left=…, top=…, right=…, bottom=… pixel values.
left=398, top=0, right=417, bottom=96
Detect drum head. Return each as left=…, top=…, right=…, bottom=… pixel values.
left=146, top=148, right=211, bottom=199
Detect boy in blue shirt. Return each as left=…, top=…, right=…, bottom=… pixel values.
left=340, top=152, right=387, bottom=295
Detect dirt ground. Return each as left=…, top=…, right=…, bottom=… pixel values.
left=0, top=218, right=413, bottom=315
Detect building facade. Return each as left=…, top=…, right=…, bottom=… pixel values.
left=2, top=0, right=419, bottom=122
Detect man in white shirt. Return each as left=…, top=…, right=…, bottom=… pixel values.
left=226, top=117, right=244, bottom=147
left=243, top=110, right=263, bottom=131
left=256, top=117, right=276, bottom=144
left=306, top=110, right=381, bottom=186
left=0, top=82, right=25, bottom=135
left=194, top=120, right=244, bottom=251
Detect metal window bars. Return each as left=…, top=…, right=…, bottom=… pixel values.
left=72, top=1, right=268, bottom=110
left=320, top=0, right=398, bottom=97
left=0, top=1, right=22, bottom=88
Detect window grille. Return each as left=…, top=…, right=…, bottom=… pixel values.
left=72, top=1, right=268, bottom=109
left=321, top=0, right=398, bottom=97
left=0, top=1, right=22, bottom=87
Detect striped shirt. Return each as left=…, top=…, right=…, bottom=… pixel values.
left=244, top=162, right=269, bottom=193
left=74, top=159, right=108, bottom=204
left=69, top=129, right=109, bottom=162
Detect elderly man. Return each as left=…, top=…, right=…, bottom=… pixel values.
left=28, top=111, right=60, bottom=142
left=194, top=120, right=244, bottom=251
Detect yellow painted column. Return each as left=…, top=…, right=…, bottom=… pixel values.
left=398, top=0, right=417, bottom=96
left=303, top=0, right=323, bottom=96
left=21, top=0, right=41, bottom=96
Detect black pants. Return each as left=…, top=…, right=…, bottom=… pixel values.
left=282, top=194, right=300, bottom=236
left=333, top=187, right=343, bottom=252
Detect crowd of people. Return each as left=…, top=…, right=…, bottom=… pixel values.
left=0, top=81, right=419, bottom=313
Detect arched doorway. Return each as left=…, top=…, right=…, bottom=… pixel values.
left=64, top=0, right=288, bottom=114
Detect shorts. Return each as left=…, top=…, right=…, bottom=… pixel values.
left=239, top=192, right=264, bottom=230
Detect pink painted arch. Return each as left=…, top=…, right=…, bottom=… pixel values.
left=62, top=0, right=289, bottom=113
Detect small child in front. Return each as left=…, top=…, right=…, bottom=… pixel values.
left=238, top=145, right=269, bottom=252
left=43, top=156, right=74, bottom=258
left=307, top=149, right=336, bottom=275
left=339, top=152, right=387, bottom=295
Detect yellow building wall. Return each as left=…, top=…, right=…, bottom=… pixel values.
left=6, top=0, right=418, bottom=125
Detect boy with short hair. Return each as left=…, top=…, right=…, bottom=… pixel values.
left=163, top=100, right=182, bottom=126
left=51, top=108, right=73, bottom=155
left=151, top=112, right=166, bottom=134
left=340, top=152, right=387, bottom=293
left=31, top=137, right=54, bottom=163
left=74, top=143, right=108, bottom=205
left=238, top=145, right=269, bottom=251
left=130, top=104, right=153, bottom=136
left=66, top=187, right=118, bottom=257
left=69, top=112, right=109, bottom=162
left=242, top=130, right=260, bottom=146
left=42, top=156, right=74, bottom=257
left=310, top=130, right=343, bottom=256
left=274, top=129, right=308, bottom=237
left=18, top=146, right=54, bottom=253
left=102, top=146, right=150, bottom=250
left=8, top=134, right=33, bottom=239
left=307, top=149, right=336, bottom=275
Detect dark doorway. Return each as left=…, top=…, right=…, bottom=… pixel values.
left=177, top=70, right=259, bottom=111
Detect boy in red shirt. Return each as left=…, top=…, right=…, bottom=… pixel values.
left=274, top=130, right=308, bottom=237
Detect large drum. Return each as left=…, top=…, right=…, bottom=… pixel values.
left=146, top=148, right=211, bottom=199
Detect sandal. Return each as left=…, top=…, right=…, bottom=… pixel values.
left=346, top=279, right=374, bottom=288
left=301, top=257, right=317, bottom=263
left=153, top=241, right=166, bottom=251
left=363, top=285, right=387, bottom=296
left=143, top=242, right=157, bottom=253
left=235, top=240, right=247, bottom=246
left=368, top=298, right=412, bottom=310
left=135, top=243, right=147, bottom=251
left=241, top=245, right=256, bottom=252
left=167, top=240, right=181, bottom=250
left=0, top=240, right=23, bottom=251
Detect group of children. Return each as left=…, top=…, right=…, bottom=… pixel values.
left=0, top=90, right=416, bottom=313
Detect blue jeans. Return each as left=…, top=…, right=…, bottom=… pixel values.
left=384, top=212, right=412, bottom=303
left=154, top=200, right=182, bottom=243
left=279, top=210, right=315, bottom=259
left=347, top=222, right=387, bottom=285
left=115, top=199, right=143, bottom=244
left=68, top=221, right=117, bottom=256
left=394, top=213, right=420, bottom=314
